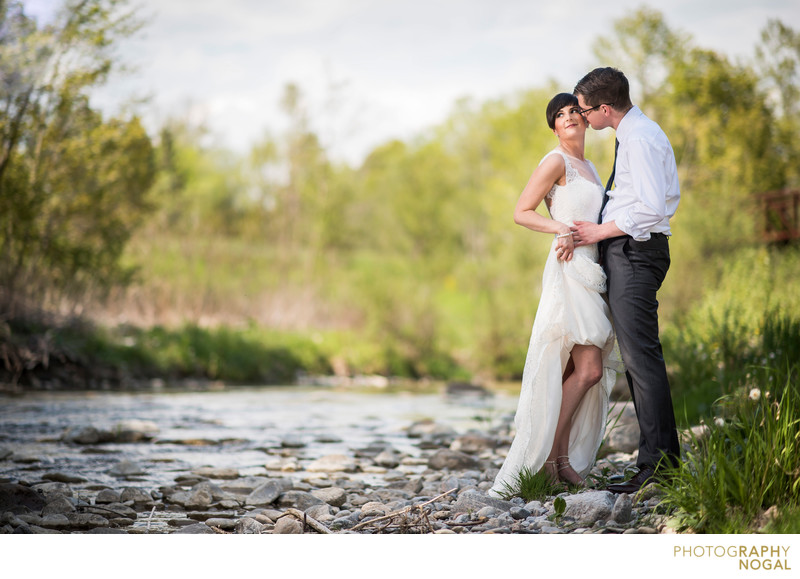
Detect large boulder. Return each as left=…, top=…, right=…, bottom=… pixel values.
left=562, top=491, right=616, bottom=527
left=0, top=483, right=47, bottom=514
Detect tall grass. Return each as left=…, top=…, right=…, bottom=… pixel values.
left=658, top=363, right=800, bottom=533
left=493, top=465, right=566, bottom=503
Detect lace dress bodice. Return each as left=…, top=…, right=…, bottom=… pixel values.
left=542, top=150, right=606, bottom=293
left=544, top=149, right=604, bottom=229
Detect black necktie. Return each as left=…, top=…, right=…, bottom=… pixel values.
left=599, top=138, right=619, bottom=222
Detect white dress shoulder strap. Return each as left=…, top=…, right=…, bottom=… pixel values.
left=540, top=149, right=576, bottom=200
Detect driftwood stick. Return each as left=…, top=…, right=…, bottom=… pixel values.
left=285, top=508, right=333, bottom=534
left=146, top=506, right=156, bottom=532
left=351, top=487, right=457, bottom=531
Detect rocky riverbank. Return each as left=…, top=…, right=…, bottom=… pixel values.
left=0, top=396, right=677, bottom=535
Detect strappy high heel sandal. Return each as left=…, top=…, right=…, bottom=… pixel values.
left=543, top=459, right=560, bottom=484
left=556, top=455, right=586, bottom=488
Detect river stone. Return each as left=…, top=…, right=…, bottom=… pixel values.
left=477, top=506, right=499, bottom=518
left=191, top=467, right=239, bottom=480
left=510, top=506, right=531, bottom=520
left=603, top=403, right=640, bottom=454
left=306, top=454, right=358, bottom=473
left=604, top=424, right=640, bottom=454
left=184, top=487, right=212, bottom=510
left=113, top=419, right=160, bottom=442
left=305, top=503, right=335, bottom=521
left=92, top=503, right=137, bottom=519
left=165, top=490, right=195, bottom=507
left=173, top=522, right=216, bottom=534
left=451, top=490, right=512, bottom=515
left=563, top=491, right=616, bottom=526
left=205, top=518, right=237, bottom=531
left=450, top=434, right=496, bottom=454
left=95, top=489, right=121, bottom=504
left=427, top=449, right=479, bottom=471
left=15, top=513, right=41, bottom=525
left=374, top=450, right=401, bottom=468
left=440, top=476, right=461, bottom=493
left=280, top=435, right=306, bottom=448
left=235, top=517, right=265, bottom=534
left=246, top=479, right=291, bottom=506
left=221, top=476, right=272, bottom=495
left=611, top=493, right=633, bottom=523
left=120, top=487, right=155, bottom=508
left=277, top=491, right=324, bottom=511
left=177, top=469, right=210, bottom=481
left=274, top=516, right=303, bottom=534
left=311, top=487, right=347, bottom=507
left=42, top=471, right=88, bottom=484
left=108, top=460, right=146, bottom=477
left=31, top=482, right=73, bottom=500
left=361, top=501, right=390, bottom=517
left=62, top=426, right=109, bottom=445
left=28, top=525, right=61, bottom=534
left=192, top=481, right=240, bottom=503
left=524, top=501, right=548, bottom=516
left=42, top=496, right=76, bottom=516
left=66, top=513, right=109, bottom=529
left=368, top=488, right=411, bottom=502
left=39, top=514, right=71, bottom=529
left=168, top=518, right=197, bottom=527
left=406, top=420, right=457, bottom=438
left=0, top=483, right=47, bottom=514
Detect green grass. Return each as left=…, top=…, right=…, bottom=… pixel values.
left=664, top=308, right=800, bottom=427
left=493, top=465, right=569, bottom=502
left=657, top=366, right=800, bottom=533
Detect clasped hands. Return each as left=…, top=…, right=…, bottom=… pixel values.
left=555, top=221, right=603, bottom=261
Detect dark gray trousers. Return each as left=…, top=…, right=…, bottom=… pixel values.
left=600, top=233, right=680, bottom=469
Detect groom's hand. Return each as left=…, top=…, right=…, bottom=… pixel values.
left=571, top=221, right=602, bottom=246
left=572, top=220, right=626, bottom=246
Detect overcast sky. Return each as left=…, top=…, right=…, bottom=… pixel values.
left=23, top=0, right=800, bottom=164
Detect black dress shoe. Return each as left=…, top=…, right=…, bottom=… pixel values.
left=607, top=465, right=656, bottom=494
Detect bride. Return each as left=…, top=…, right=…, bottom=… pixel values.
left=489, top=93, right=620, bottom=496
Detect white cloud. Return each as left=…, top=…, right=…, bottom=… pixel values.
left=23, top=0, right=800, bottom=164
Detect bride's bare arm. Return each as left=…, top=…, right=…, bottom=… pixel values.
left=513, top=155, right=574, bottom=260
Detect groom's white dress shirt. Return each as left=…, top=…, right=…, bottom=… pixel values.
left=601, top=106, right=680, bottom=241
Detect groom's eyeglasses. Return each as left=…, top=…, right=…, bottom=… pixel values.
left=579, top=103, right=614, bottom=115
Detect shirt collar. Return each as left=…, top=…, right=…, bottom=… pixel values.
left=616, top=105, right=642, bottom=142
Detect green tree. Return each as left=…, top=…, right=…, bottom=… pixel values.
left=0, top=0, right=155, bottom=313
left=755, top=19, right=800, bottom=187
left=592, top=7, right=688, bottom=107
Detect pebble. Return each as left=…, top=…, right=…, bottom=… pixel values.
left=0, top=411, right=674, bottom=535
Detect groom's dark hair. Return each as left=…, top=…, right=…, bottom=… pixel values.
left=573, top=67, right=633, bottom=112
left=545, top=93, right=579, bottom=129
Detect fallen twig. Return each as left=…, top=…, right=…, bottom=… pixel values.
left=285, top=508, right=333, bottom=534
left=350, top=488, right=457, bottom=532
left=146, top=506, right=156, bottom=532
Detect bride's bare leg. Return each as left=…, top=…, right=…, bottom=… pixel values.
left=548, top=345, right=603, bottom=485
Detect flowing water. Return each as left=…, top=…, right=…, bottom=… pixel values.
left=0, top=383, right=518, bottom=491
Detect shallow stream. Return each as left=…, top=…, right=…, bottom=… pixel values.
left=0, top=383, right=518, bottom=491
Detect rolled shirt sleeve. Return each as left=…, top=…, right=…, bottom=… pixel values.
left=602, top=107, right=680, bottom=241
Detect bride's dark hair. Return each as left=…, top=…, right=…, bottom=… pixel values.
left=546, top=93, right=579, bottom=130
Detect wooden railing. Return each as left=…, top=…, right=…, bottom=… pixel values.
left=759, top=189, right=800, bottom=243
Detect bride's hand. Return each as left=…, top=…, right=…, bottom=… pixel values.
left=555, top=232, right=574, bottom=262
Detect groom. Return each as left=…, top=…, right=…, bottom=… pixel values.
left=570, top=67, right=681, bottom=494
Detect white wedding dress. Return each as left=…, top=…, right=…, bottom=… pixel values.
left=489, top=150, right=622, bottom=497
